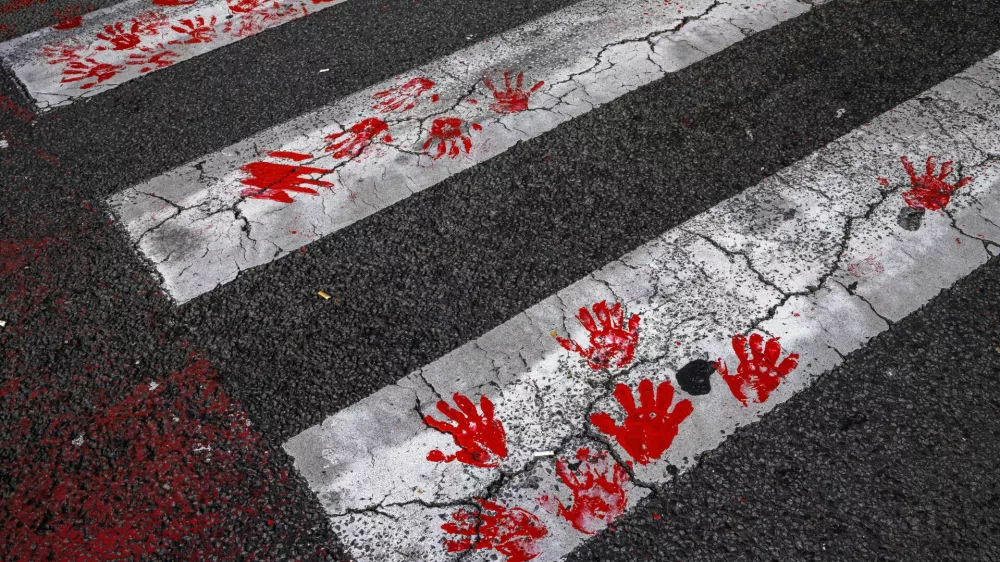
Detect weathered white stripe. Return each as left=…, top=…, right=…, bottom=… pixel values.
left=0, top=0, right=344, bottom=109
left=281, top=51, right=1000, bottom=562
left=106, top=0, right=820, bottom=304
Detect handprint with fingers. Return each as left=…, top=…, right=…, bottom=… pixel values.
left=715, top=333, right=799, bottom=406
left=482, top=71, right=544, bottom=114
left=372, top=77, right=437, bottom=113
left=538, top=448, right=628, bottom=534
left=421, top=117, right=482, bottom=160
left=900, top=155, right=972, bottom=212
left=556, top=300, right=640, bottom=370
left=443, top=498, right=548, bottom=562
left=590, top=379, right=693, bottom=465
left=324, top=117, right=392, bottom=160
left=424, top=392, right=507, bottom=468
left=60, top=58, right=122, bottom=89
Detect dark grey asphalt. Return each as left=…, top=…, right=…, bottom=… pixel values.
left=1, top=0, right=999, bottom=559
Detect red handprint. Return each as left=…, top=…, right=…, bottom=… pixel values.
left=371, top=77, right=436, bottom=113
left=899, top=155, right=972, bottom=211
left=421, top=117, right=482, bottom=160
left=222, top=2, right=300, bottom=37
left=590, top=379, right=693, bottom=465
left=238, top=151, right=333, bottom=204
left=60, top=58, right=122, bottom=89
left=538, top=448, right=628, bottom=534
left=169, top=16, right=218, bottom=44
left=323, top=118, right=392, bottom=159
left=52, top=5, right=93, bottom=30
left=483, top=71, right=544, bottom=114
left=125, top=46, right=179, bottom=73
left=42, top=43, right=83, bottom=65
left=715, top=333, right=799, bottom=406
left=556, top=300, right=640, bottom=370
left=95, top=21, right=142, bottom=50
left=226, top=0, right=265, bottom=13
left=443, top=498, right=548, bottom=562
left=424, top=393, right=507, bottom=468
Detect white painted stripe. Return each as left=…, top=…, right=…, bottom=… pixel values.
left=281, top=51, right=1000, bottom=562
left=106, top=0, right=820, bottom=304
left=0, top=0, right=343, bottom=109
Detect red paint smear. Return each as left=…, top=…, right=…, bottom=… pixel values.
left=877, top=176, right=891, bottom=187
left=267, top=150, right=312, bottom=161
left=715, top=333, right=799, bottom=406
left=482, top=71, right=544, bottom=114
left=0, top=357, right=288, bottom=560
left=52, top=15, right=82, bottom=29
left=324, top=117, right=390, bottom=159
left=443, top=499, right=547, bottom=562
left=238, top=156, right=333, bottom=204
left=51, top=4, right=93, bottom=30
left=590, top=379, right=692, bottom=465
left=900, top=155, right=972, bottom=211
left=556, top=300, right=639, bottom=370
left=60, top=58, right=123, bottom=89
left=425, top=393, right=507, bottom=468
left=0, top=94, right=34, bottom=123
left=371, top=77, right=435, bottom=113
left=422, top=117, right=476, bottom=159
left=538, top=448, right=628, bottom=534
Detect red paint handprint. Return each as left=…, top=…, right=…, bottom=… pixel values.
left=556, top=300, right=640, bottom=370
left=42, top=43, right=83, bottom=65
left=372, top=77, right=436, bottom=113
left=715, top=333, right=799, bottom=406
left=483, top=71, right=544, bottom=114
left=424, top=393, right=507, bottom=468
left=323, top=118, right=392, bottom=159
left=95, top=21, right=142, bottom=50
left=590, top=379, right=693, bottom=465
left=60, top=58, right=122, bottom=89
left=126, top=46, right=179, bottom=73
left=422, top=117, right=482, bottom=159
left=239, top=151, right=333, bottom=204
left=443, top=499, right=548, bottom=562
left=900, top=155, right=972, bottom=211
left=538, top=448, right=628, bottom=534
left=52, top=5, right=93, bottom=30
left=226, top=0, right=265, bottom=13
left=169, top=16, right=218, bottom=44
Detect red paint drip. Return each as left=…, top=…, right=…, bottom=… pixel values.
left=421, top=117, right=476, bottom=160
left=482, top=71, right=544, bottom=114
left=324, top=117, right=390, bottom=159
left=238, top=154, right=333, bottom=204
left=555, top=300, right=640, bottom=370
left=590, top=379, right=692, bottom=465
left=443, top=499, right=547, bottom=562
left=425, top=393, right=507, bottom=468
left=538, top=448, right=628, bottom=534
left=715, top=333, right=799, bottom=406
left=371, top=77, right=435, bottom=113
left=899, top=155, right=972, bottom=211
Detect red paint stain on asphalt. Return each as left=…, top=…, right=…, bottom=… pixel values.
left=422, top=117, right=478, bottom=159
left=0, top=94, right=34, bottom=123
left=52, top=5, right=93, bottom=30
left=0, top=0, right=45, bottom=17
left=372, top=77, right=436, bottom=113
left=443, top=498, right=548, bottom=562
left=0, top=357, right=290, bottom=561
left=715, top=333, right=799, bottom=406
left=425, top=393, right=507, bottom=468
left=590, top=379, right=692, bottom=465
left=900, top=155, right=972, bottom=211
left=239, top=154, right=333, bottom=203
left=482, top=71, right=544, bottom=114
left=324, top=117, right=392, bottom=159
left=538, top=448, right=628, bottom=534
left=556, top=300, right=640, bottom=370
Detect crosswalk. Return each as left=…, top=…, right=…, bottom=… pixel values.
left=3, top=0, right=1000, bottom=560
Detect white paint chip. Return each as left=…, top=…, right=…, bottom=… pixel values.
left=71, top=435, right=84, bottom=447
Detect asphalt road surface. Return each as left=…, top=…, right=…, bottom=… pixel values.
left=1, top=0, right=999, bottom=560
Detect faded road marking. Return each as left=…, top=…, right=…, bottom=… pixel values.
left=281, top=50, right=1000, bottom=562
left=106, top=0, right=820, bottom=304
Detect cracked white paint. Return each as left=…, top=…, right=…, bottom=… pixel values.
left=105, top=0, right=822, bottom=304
left=282, top=51, right=1000, bottom=561
left=0, top=0, right=344, bottom=110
